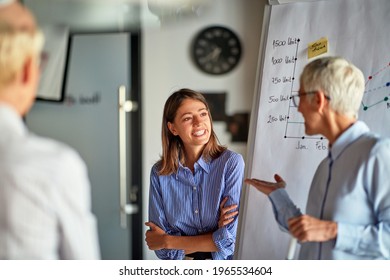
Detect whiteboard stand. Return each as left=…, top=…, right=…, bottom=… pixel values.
left=286, top=237, right=297, bottom=260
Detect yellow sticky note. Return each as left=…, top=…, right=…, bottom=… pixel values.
left=308, top=37, right=328, bottom=59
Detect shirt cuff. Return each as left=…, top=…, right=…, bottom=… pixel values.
left=212, top=226, right=230, bottom=246
left=269, top=188, right=300, bottom=214
left=269, top=188, right=288, bottom=208
left=212, top=226, right=234, bottom=259
left=156, top=248, right=185, bottom=260
left=334, top=222, right=358, bottom=252
left=268, top=188, right=302, bottom=230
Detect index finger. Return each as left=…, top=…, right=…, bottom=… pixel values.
left=221, top=204, right=238, bottom=214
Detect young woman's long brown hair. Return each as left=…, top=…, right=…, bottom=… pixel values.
left=158, top=88, right=226, bottom=175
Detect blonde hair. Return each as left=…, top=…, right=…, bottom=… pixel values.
left=0, top=22, right=44, bottom=88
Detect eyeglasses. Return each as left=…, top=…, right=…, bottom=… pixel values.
left=290, top=91, right=331, bottom=107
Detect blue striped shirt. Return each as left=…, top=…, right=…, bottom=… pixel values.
left=148, top=149, right=245, bottom=260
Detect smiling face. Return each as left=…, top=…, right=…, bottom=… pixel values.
left=167, top=98, right=211, bottom=154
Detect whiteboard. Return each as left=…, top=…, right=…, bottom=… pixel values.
left=236, top=0, right=390, bottom=259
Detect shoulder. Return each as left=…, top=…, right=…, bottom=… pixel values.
left=222, top=149, right=244, bottom=161
left=343, top=133, right=390, bottom=172
left=34, top=133, right=82, bottom=159
left=2, top=133, right=90, bottom=198
left=150, top=161, right=167, bottom=180
left=355, top=132, right=390, bottom=155
left=369, top=136, right=390, bottom=157
left=151, top=161, right=162, bottom=173
left=214, top=149, right=245, bottom=168
left=23, top=133, right=87, bottom=175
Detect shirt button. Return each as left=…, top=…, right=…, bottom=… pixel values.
left=193, top=186, right=197, bottom=191
left=195, top=209, right=199, bottom=214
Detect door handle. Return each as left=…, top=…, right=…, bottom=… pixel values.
left=118, top=85, right=139, bottom=228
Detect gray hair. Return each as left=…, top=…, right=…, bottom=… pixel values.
left=300, top=56, right=365, bottom=118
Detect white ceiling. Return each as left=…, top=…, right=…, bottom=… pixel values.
left=23, top=0, right=209, bottom=31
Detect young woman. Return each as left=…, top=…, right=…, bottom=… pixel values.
left=145, top=88, right=245, bottom=260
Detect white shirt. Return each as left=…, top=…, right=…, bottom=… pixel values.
left=0, top=104, right=100, bottom=259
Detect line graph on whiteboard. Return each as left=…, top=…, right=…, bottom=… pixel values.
left=266, top=36, right=327, bottom=141
left=362, top=62, right=390, bottom=111
left=266, top=36, right=390, bottom=142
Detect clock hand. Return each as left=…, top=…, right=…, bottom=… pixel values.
left=203, top=46, right=222, bottom=62
left=212, top=47, right=222, bottom=61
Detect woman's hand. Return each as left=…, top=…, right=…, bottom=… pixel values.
left=244, top=174, right=286, bottom=196
left=218, top=197, right=238, bottom=228
left=145, top=221, right=169, bottom=250
left=288, top=215, right=338, bottom=242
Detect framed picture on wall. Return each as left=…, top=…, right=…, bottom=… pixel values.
left=202, top=92, right=227, bottom=122
left=36, top=25, right=69, bottom=102
left=226, top=112, right=250, bottom=142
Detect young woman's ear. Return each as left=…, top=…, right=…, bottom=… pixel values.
left=167, top=122, right=178, bottom=136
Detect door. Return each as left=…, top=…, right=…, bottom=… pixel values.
left=26, top=32, right=142, bottom=259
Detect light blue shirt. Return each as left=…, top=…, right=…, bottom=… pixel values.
left=148, top=149, right=245, bottom=260
left=269, top=121, right=390, bottom=259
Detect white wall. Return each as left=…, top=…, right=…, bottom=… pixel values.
left=25, top=0, right=268, bottom=260
left=141, top=0, right=267, bottom=260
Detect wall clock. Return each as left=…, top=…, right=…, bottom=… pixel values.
left=191, top=25, right=242, bottom=75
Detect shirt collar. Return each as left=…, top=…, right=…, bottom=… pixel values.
left=329, top=121, right=370, bottom=161
left=177, top=155, right=211, bottom=174
left=0, top=103, right=27, bottom=137
left=197, top=156, right=211, bottom=173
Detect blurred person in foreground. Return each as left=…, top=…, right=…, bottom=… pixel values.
left=245, top=56, right=390, bottom=259
left=0, top=0, right=100, bottom=259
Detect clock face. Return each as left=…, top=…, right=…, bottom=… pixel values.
left=191, top=26, right=242, bottom=75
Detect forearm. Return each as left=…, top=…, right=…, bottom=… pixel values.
left=165, top=232, right=218, bottom=252
left=269, top=188, right=302, bottom=231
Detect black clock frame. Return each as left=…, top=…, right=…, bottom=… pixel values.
left=191, top=25, right=242, bottom=75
